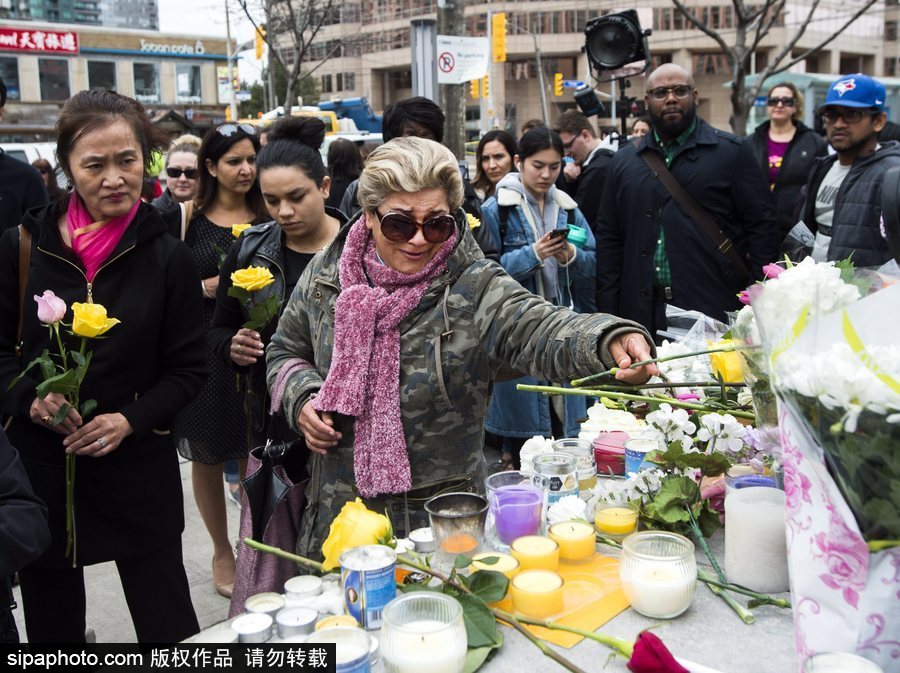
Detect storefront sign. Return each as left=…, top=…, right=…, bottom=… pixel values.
left=140, top=39, right=205, bottom=56
left=0, top=27, right=79, bottom=54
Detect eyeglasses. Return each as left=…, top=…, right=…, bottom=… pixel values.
left=647, top=85, right=692, bottom=101
left=820, top=108, right=879, bottom=125
left=767, top=96, right=796, bottom=107
left=561, top=135, right=579, bottom=151
left=166, top=167, right=198, bottom=179
left=375, top=210, right=456, bottom=244
left=215, top=123, right=257, bottom=137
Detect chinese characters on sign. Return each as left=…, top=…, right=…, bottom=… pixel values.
left=0, top=27, right=79, bottom=54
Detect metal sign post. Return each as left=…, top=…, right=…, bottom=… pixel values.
left=411, top=19, right=438, bottom=102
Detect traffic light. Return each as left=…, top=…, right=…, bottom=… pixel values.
left=492, top=12, right=506, bottom=63
left=482, top=75, right=489, bottom=98
left=554, top=72, right=564, bottom=97
left=470, top=79, right=480, bottom=99
left=254, top=26, right=266, bottom=60
left=225, top=106, right=233, bottom=121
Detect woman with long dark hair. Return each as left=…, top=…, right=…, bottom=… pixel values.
left=325, top=138, right=363, bottom=213
left=472, top=129, right=517, bottom=201
left=172, top=122, right=267, bottom=599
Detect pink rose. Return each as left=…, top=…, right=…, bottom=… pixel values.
left=814, top=530, right=867, bottom=609
left=738, top=289, right=751, bottom=305
left=762, top=263, right=784, bottom=279
left=34, top=290, right=67, bottom=325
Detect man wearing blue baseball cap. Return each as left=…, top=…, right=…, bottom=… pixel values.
left=793, top=73, right=900, bottom=266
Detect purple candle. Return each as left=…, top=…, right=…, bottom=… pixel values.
left=491, top=485, right=542, bottom=544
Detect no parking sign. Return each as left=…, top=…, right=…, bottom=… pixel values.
left=436, top=35, right=488, bottom=84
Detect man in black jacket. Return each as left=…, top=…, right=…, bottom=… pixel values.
left=0, top=78, right=47, bottom=232
left=556, top=110, right=615, bottom=235
left=595, top=64, right=778, bottom=337
left=0, top=429, right=51, bottom=642
left=795, top=73, right=900, bottom=267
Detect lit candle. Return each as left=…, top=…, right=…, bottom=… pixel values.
left=548, top=521, right=596, bottom=561
left=510, top=570, right=565, bottom=619
left=275, top=607, right=318, bottom=639
left=315, top=615, right=358, bottom=631
left=724, top=487, right=789, bottom=593
left=594, top=501, right=639, bottom=539
left=510, top=535, right=560, bottom=571
left=620, top=532, right=697, bottom=619
left=305, top=626, right=373, bottom=669
left=231, top=613, right=273, bottom=643
left=470, top=552, right=520, bottom=579
left=382, top=619, right=467, bottom=673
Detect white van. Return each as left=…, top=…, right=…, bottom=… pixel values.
left=2, top=141, right=57, bottom=166
left=320, top=132, right=382, bottom=167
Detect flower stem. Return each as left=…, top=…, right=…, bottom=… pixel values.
left=515, top=384, right=757, bottom=421
left=592, top=381, right=747, bottom=391
left=242, top=538, right=327, bottom=574
left=572, top=345, right=748, bottom=388
left=697, top=569, right=755, bottom=623
left=696, top=574, right=791, bottom=609
left=685, top=506, right=727, bottom=584
left=494, top=609, right=634, bottom=659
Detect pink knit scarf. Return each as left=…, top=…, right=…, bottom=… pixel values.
left=313, top=216, right=458, bottom=497
left=66, top=193, right=140, bottom=281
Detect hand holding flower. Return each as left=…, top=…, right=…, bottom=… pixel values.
left=63, top=412, right=133, bottom=456
left=608, top=332, right=659, bottom=384
left=29, top=391, right=82, bottom=434
left=230, top=328, right=265, bottom=367
left=228, top=266, right=279, bottom=331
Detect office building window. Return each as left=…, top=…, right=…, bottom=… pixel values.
left=321, top=74, right=332, bottom=93
left=38, top=58, right=70, bottom=101
left=175, top=64, right=202, bottom=103
left=0, top=56, right=20, bottom=101
left=133, top=62, right=160, bottom=103
left=87, top=61, right=117, bottom=90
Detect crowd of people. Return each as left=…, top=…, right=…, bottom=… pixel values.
left=0, top=66, right=895, bottom=643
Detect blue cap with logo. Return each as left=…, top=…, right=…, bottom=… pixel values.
left=817, top=73, right=886, bottom=112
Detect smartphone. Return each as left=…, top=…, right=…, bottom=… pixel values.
left=548, top=227, right=570, bottom=239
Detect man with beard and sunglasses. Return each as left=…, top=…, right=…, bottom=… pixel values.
left=595, top=64, right=778, bottom=338
left=791, top=73, right=900, bottom=266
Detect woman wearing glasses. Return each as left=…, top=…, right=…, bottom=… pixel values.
left=152, top=134, right=202, bottom=210
left=172, top=122, right=267, bottom=599
left=751, top=82, right=827, bottom=239
left=266, top=137, right=655, bottom=558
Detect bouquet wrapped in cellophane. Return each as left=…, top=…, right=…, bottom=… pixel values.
left=750, top=258, right=899, bottom=670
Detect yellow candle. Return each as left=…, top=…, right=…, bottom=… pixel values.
left=510, top=535, right=560, bottom=572
left=470, top=552, right=520, bottom=579
left=548, top=521, right=596, bottom=561
left=510, top=570, right=565, bottom=619
left=594, top=503, right=639, bottom=538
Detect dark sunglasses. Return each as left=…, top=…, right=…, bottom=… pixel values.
left=647, top=85, right=692, bottom=100
left=215, top=123, right=257, bottom=137
left=166, top=167, right=198, bottom=179
left=767, top=96, right=796, bottom=107
left=376, top=210, right=456, bottom=244
left=820, top=108, right=879, bottom=125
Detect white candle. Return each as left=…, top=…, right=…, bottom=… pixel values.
left=382, top=619, right=467, bottom=673
left=231, top=613, right=273, bottom=643
left=244, top=591, right=285, bottom=617
left=284, top=575, right=323, bottom=599
left=725, top=487, right=790, bottom=593
left=803, top=652, right=885, bottom=673
left=625, top=561, right=696, bottom=618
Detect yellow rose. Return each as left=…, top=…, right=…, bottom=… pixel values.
left=708, top=339, right=743, bottom=384
left=71, top=302, right=121, bottom=338
left=230, top=266, right=275, bottom=292
left=232, top=223, right=251, bottom=237
left=466, top=213, right=481, bottom=230
left=321, top=498, right=392, bottom=570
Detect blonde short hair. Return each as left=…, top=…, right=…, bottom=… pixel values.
left=358, top=137, right=463, bottom=212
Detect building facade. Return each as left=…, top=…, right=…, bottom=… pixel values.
left=296, top=0, right=887, bottom=134
left=0, top=19, right=233, bottom=141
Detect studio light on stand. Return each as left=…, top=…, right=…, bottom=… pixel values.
left=582, top=9, right=651, bottom=145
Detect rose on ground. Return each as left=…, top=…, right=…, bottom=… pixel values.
left=320, top=498, right=392, bottom=570
left=230, top=266, right=275, bottom=292
left=71, top=302, right=120, bottom=338
left=34, top=290, right=67, bottom=325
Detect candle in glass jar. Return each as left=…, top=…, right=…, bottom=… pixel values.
left=470, top=552, right=520, bottom=579
left=626, top=561, right=695, bottom=618
left=620, top=531, right=697, bottom=619
left=548, top=522, right=596, bottom=561
left=594, top=502, right=639, bottom=538
left=510, top=535, right=560, bottom=571
left=510, top=570, right=565, bottom=619
left=382, top=619, right=466, bottom=673
left=440, top=532, right=478, bottom=555
left=725, top=487, right=789, bottom=593
left=803, top=652, right=885, bottom=673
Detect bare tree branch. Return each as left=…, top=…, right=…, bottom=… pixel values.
left=671, top=0, right=734, bottom=56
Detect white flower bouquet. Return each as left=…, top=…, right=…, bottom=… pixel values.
left=750, top=258, right=900, bottom=670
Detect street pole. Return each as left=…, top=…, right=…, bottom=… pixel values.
left=437, top=0, right=466, bottom=158
left=535, top=44, right=549, bottom=126
left=224, top=0, right=238, bottom=121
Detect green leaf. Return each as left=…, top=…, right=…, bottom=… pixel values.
left=80, top=399, right=97, bottom=418
left=697, top=502, right=723, bottom=538
left=70, top=351, right=85, bottom=366
left=454, top=554, right=475, bottom=570
left=36, top=369, right=79, bottom=398
left=652, top=477, right=700, bottom=524
left=227, top=286, right=250, bottom=302
left=455, top=593, right=499, bottom=649
left=680, top=451, right=732, bottom=477
left=467, top=570, right=510, bottom=603
left=463, top=633, right=503, bottom=673
left=51, top=402, right=70, bottom=426
left=8, top=352, right=53, bottom=390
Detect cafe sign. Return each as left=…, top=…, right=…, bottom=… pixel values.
left=0, top=27, right=79, bottom=54
left=140, top=39, right=206, bottom=56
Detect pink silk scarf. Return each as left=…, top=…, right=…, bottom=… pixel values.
left=66, top=193, right=140, bottom=281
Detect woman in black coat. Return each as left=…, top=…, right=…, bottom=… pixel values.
left=751, top=82, right=828, bottom=239
left=0, top=90, right=206, bottom=643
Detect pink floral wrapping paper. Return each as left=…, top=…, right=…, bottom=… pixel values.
left=779, top=402, right=900, bottom=672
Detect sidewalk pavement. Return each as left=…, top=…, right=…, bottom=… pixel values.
left=12, top=457, right=240, bottom=643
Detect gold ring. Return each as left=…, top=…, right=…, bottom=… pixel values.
left=41, top=415, right=52, bottom=423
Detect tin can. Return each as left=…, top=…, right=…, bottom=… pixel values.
left=305, top=626, right=372, bottom=673
left=532, top=452, right=578, bottom=506
left=339, top=545, right=397, bottom=630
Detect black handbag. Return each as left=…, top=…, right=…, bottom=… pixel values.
left=241, top=439, right=309, bottom=541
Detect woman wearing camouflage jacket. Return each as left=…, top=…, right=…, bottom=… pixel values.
left=266, top=137, right=657, bottom=558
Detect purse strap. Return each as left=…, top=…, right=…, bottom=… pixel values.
left=15, top=224, right=32, bottom=359
left=641, top=150, right=751, bottom=284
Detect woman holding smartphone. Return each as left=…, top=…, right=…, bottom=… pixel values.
left=480, top=127, right=597, bottom=470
